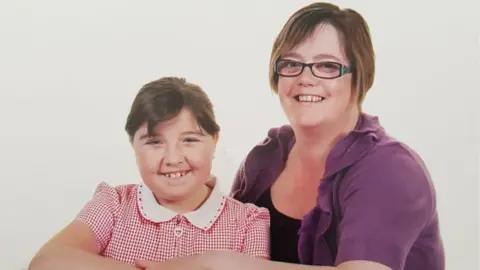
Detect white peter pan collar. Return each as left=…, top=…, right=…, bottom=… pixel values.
left=137, top=176, right=227, bottom=231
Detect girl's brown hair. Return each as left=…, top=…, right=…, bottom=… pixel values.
left=125, top=77, right=220, bottom=141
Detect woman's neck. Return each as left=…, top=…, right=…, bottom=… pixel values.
left=293, top=108, right=360, bottom=167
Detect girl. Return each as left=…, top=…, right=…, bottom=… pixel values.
left=29, top=76, right=270, bottom=270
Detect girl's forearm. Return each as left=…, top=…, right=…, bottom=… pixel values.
left=29, top=246, right=139, bottom=270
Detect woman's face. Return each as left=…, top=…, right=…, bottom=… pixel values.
left=277, top=24, right=357, bottom=130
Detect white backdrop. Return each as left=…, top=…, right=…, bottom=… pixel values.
left=0, top=0, right=478, bottom=269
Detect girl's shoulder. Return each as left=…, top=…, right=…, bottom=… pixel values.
left=88, top=181, right=140, bottom=208
left=218, top=196, right=270, bottom=231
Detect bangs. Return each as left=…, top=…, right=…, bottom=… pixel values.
left=279, top=12, right=333, bottom=56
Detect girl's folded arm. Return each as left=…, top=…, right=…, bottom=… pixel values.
left=28, top=220, right=138, bottom=270
left=29, top=182, right=137, bottom=270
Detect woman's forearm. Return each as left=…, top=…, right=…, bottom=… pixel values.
left=204, top=252, right=392, bottom=270
left=29, top=246, right=139, bottom=270
left=227, top=256, right=336, bottom=270
left=201, top=251, right=337, bottom=270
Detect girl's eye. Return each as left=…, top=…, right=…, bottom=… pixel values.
left=184, top=137, right=199, bottom=143
left=146, top=139, right=161, bottom=145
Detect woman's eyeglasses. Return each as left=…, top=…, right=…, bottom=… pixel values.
left=274, top=59, right=353, bottom=79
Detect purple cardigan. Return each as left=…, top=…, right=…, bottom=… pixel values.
left=230, top=114, right=444, bottom=270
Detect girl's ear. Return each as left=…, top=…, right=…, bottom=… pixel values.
left=213, top=132, right=220, bottom=144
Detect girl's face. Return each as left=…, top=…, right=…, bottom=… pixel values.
left=132, top=108, right=218, bottom=204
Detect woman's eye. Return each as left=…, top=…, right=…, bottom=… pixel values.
left=286, top=61, right=300, bottom=67
left=319, top=62, right=340, bottom=70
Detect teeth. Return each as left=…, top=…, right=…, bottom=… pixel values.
left=297, top=95, right=324, bottom=102
left=165, top=171, right=187, bottom=178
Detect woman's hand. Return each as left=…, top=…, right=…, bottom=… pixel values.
left=135, top=251, right=236, bottom=270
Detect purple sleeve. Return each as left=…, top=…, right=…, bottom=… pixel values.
left=335, top=147, right=435, bottom=269
left=230, top=159, right=247, bottom=201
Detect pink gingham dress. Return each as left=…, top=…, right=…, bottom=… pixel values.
left=76, top=177, right=270, bottom=264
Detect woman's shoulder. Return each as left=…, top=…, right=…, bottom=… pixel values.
left=249, top=125, right=293, bottom=149
left=243, top=125, right=294, bottom=162
left=344, top=133, right=436, bottom=203
left=343, top=113, right=433, bottom=188
left=365, top=134, right=431, bottom=178
left=231, top=125, right=294, bottom=199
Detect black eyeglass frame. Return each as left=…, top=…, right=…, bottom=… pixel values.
left=274, top=59, right=353, bottom=79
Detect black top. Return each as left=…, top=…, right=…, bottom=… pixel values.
left=256, top=188, right=302, bottom=264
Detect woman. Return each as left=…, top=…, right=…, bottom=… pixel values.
left=138, top=2, right=445, bottom=270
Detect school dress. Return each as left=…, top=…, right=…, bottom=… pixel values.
left=76, top=177, right=270, bottom=264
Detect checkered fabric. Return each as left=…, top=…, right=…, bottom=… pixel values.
left=76, top=181, right=270, bottom=264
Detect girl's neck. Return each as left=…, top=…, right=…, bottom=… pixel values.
left=155, top=184, right=212, bottom=214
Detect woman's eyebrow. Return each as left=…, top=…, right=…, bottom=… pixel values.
left=282, top=52, right=342, bottom=62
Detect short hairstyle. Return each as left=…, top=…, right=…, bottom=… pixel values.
left=269, top=2, right=375, bottom=105
left=125, top=76, right=220, bottom=141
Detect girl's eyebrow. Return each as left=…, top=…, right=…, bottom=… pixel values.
left=138, top=130, right=206, bottom=140
left=138, top=133, right=157, bottom=140
left=181, top=130, right=206, bottom=136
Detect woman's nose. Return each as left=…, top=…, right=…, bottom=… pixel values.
left=297, top=67, right=318, bottom=87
